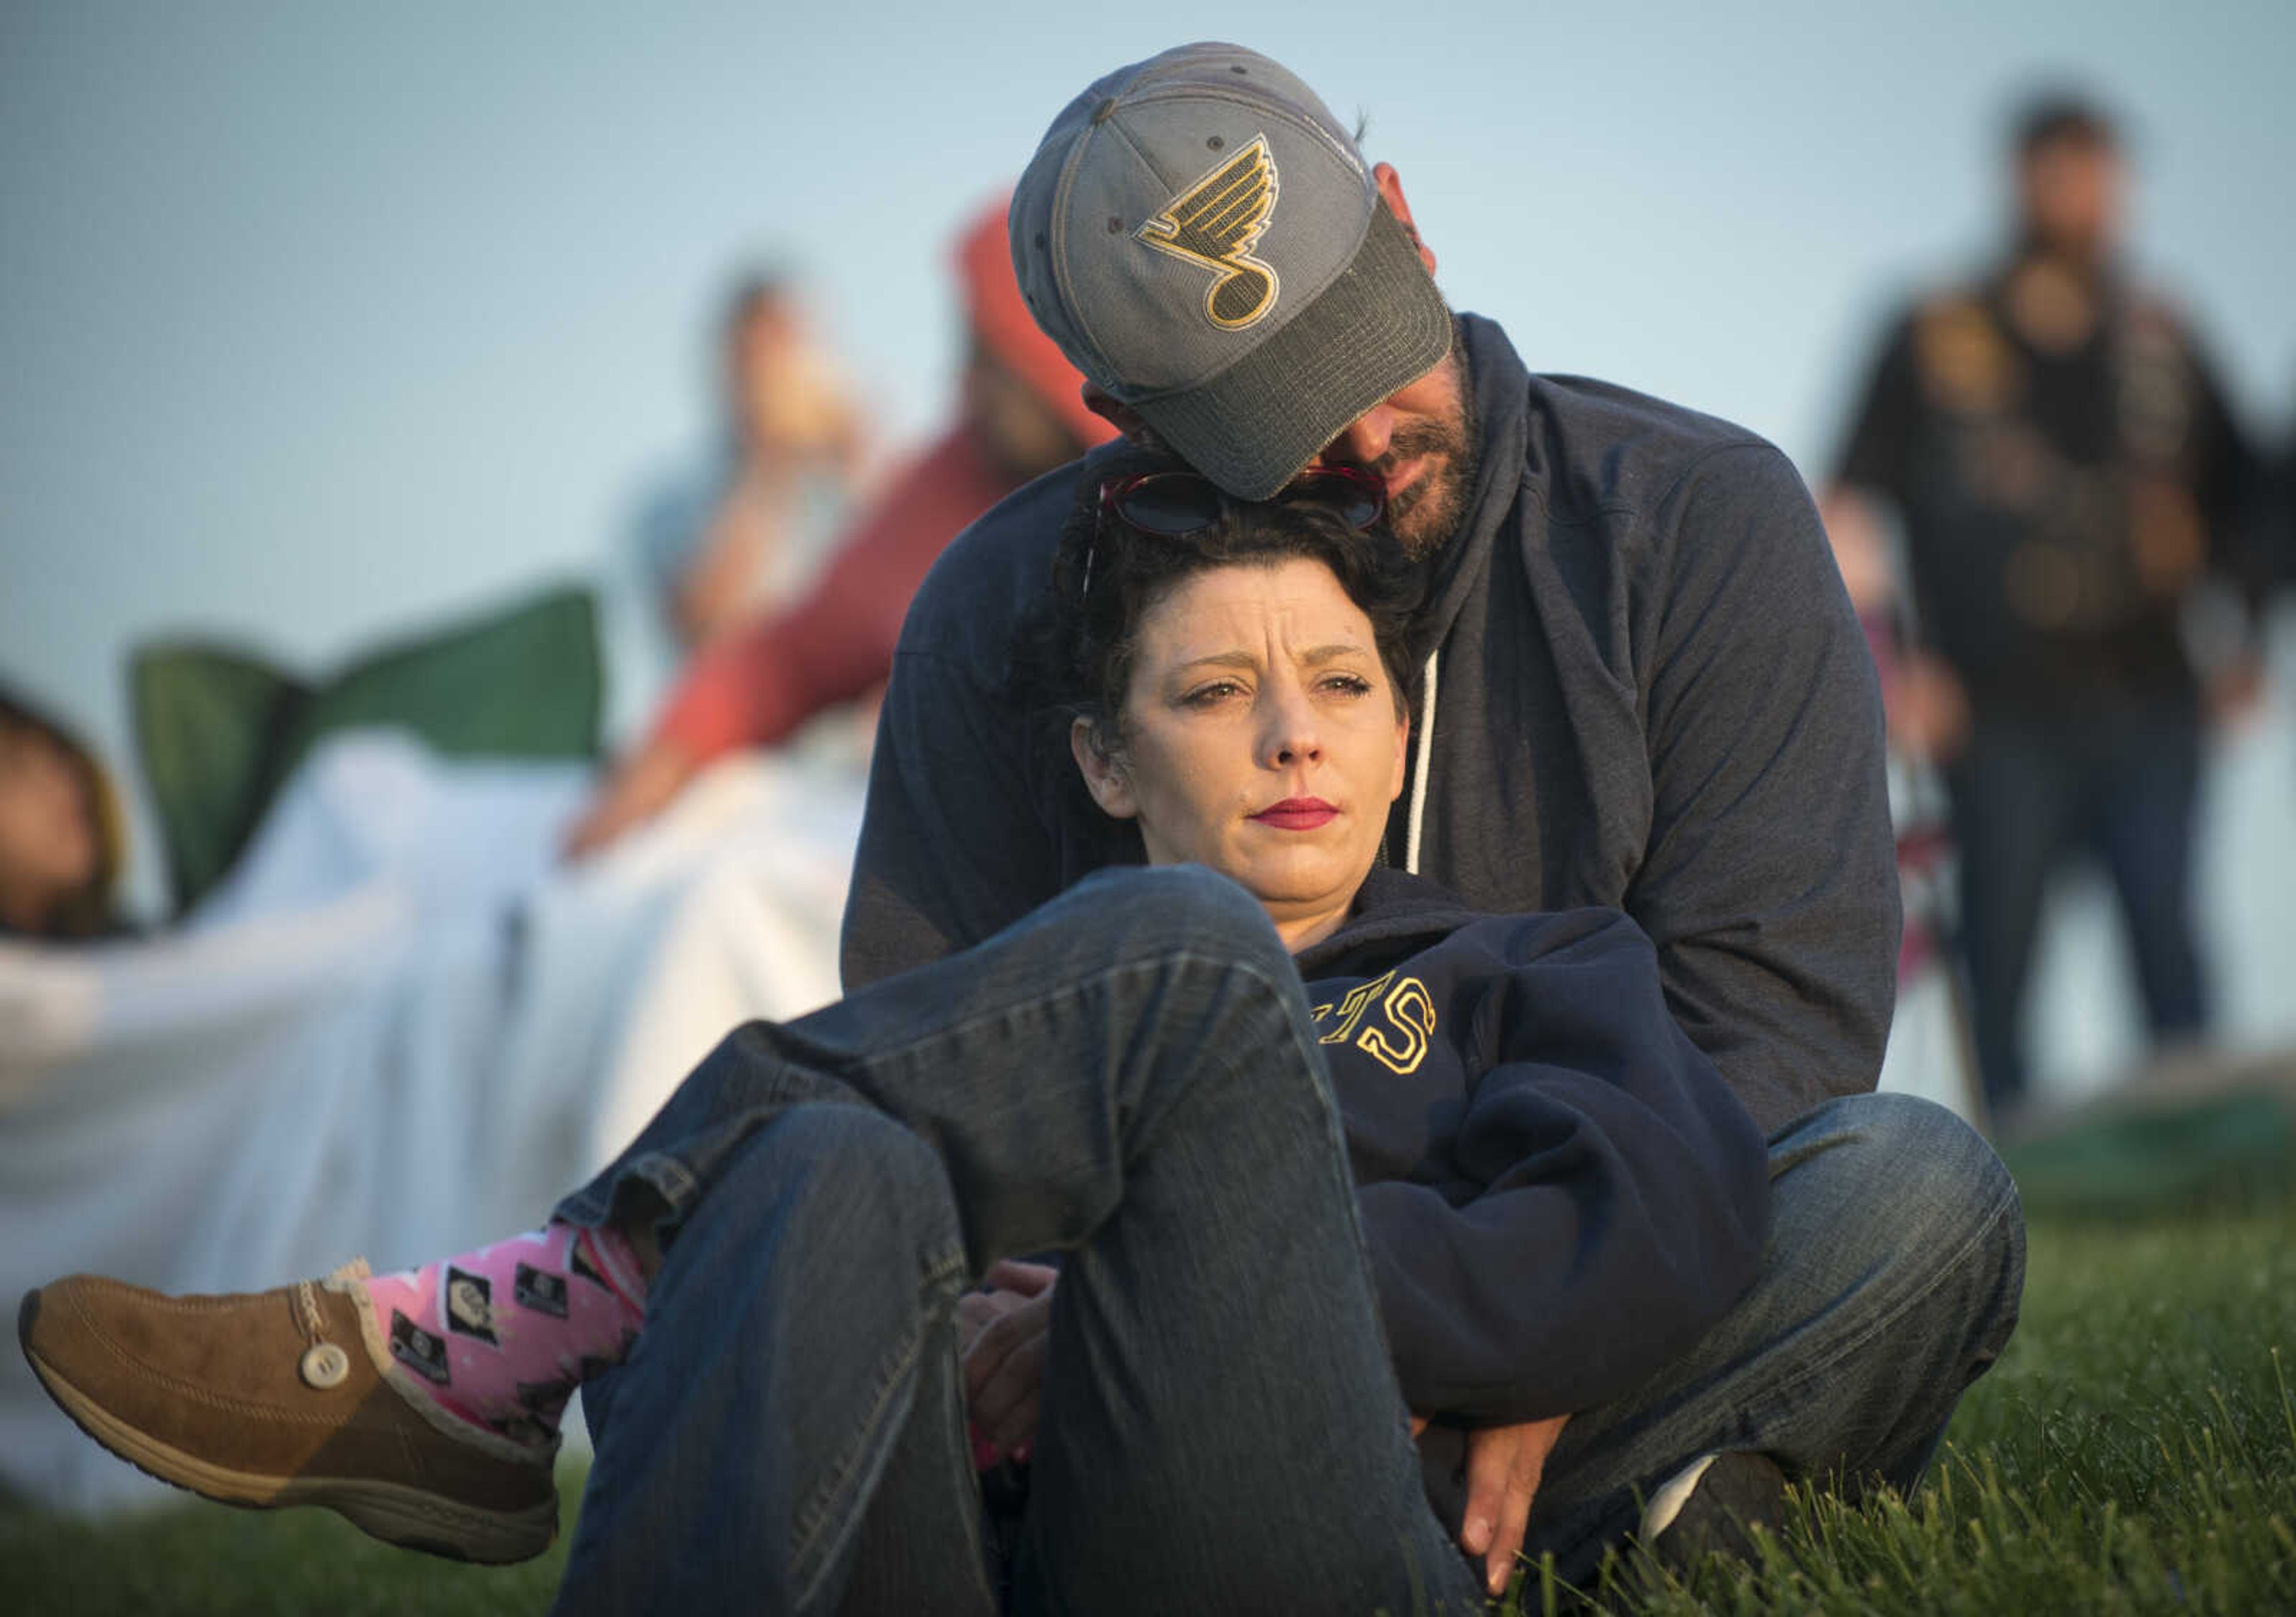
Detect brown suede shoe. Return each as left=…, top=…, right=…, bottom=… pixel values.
left=18, top=1262, right=559, bottom=1564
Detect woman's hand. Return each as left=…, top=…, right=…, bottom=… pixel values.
left=1460, top=1414, right=1570, bottom=1596
left=960, top=1260, right=1058, bottom=1463
left=1407, top=1411, right=1572, bottom=1596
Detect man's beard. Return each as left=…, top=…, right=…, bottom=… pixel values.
left=1368, top=353, right=1479, bottom=561
left=1378, top=429, right=1474, bottom=560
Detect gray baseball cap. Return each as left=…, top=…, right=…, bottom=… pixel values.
left=1010, top=42, right=1452, bottom=500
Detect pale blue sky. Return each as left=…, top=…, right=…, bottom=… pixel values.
left=4, top=0, right=2293, bottom=916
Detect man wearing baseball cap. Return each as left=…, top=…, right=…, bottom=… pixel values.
left=844, top=41, right=2023, bottom=1593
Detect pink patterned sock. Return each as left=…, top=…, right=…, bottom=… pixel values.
left=361, top=1221, right=647, bottom=1446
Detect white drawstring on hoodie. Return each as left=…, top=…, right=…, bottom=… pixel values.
left=1404, top=647, right=1440, bottom=874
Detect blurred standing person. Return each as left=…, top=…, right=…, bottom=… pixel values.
left=567, top=198, right=1114, bottom=855
left=633, top=273, right=869, bottom=653
left=1824, top=93, right=2266, bottom=1121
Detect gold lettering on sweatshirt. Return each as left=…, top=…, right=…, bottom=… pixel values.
left=1312, top=972, right=1435, bottom=1076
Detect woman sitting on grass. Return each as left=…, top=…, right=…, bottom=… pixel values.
left=23, top=455, right=1775, bottom=1613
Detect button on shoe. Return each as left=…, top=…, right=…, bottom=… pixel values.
left=300, top=1342, right=351, bottom=1389
left=17, top=1265, right=559, bottom=1564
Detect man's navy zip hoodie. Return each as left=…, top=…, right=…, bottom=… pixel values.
left=844, top=314, right=1900, bottom=1135
left=1303, top=866, right=1769, bottom=1425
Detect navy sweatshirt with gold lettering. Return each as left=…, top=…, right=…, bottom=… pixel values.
left=1295, top=866, right=1770, bottom=1426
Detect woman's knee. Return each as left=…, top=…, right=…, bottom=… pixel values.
left=1066, top=864, right=1292, bottom=979
left=671, top=1105, right=966, bottom=1285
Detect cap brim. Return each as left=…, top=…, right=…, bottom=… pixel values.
left=1132, top=203, right=1454, bottom=500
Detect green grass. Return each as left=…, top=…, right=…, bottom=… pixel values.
left=10, top=1191, right=2294, bottom=1615
left=1544, top=1189, right=2296, bottom=1615
left=0, top=1477, right=579, bottom=1616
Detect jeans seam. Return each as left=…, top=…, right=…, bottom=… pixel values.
left=789, top=1240, right=969, bottom=1607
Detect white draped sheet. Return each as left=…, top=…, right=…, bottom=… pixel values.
left=1, top=733, right=860, bottom=1512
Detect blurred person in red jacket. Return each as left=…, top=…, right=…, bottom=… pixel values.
left=569, top=200, right=1115, bottom=856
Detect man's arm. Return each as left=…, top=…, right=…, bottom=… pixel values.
left=840, top=647, right=1067, bottom=986
left=564, top=571, right=899, bottom=858
left=567, top=427, right=1020, bottom=858
left=2180, top=323, right=2270, bottom=606
left=1827, top=314, right=1921, bottom=512
left=1631, top=442, right=1902, bottom=1133
left=2176, top=328, right=2272, bottom=717
left=2276, top=435, right=2296, bottom=592
left=838, top=469, right=1086, bottom=988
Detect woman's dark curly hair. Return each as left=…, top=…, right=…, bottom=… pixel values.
left=1011, top=445, right=1425, bottom=780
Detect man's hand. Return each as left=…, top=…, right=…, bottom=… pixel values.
left=961, top=1260, right=1058, bottom=1462
left=561, top=736, right=700, bottom=860
left=2207, top=650, right=2268, bottom=729
left=1416, top=1413, right=1570, bottom=1597
left=1890, top=652, right=1971, bottom=765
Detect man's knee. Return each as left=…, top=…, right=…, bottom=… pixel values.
left=1769, top=1092, right=2026, bottom=1356
left=1772, top=1092, right=2020, bottom=1242
left=1779, top=1084, right=2002, bottom=1175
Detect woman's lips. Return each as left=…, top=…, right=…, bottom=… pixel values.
left=1249, top=797, right=1338, bottom=830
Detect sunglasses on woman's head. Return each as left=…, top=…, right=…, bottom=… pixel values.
left=1098, top=466, right=1387, bottom=536
left=1083, top=466, right=1388, bottom=602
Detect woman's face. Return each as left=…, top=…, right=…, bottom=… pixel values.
left=0, top=724, right=99, bottom=931
left=1072, top=558, right=1407, bottom=952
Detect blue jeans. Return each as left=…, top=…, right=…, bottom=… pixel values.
left=1948, top=701, right=2209, bottom=1111
left=550, top=867, right=2023, bottom=1614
